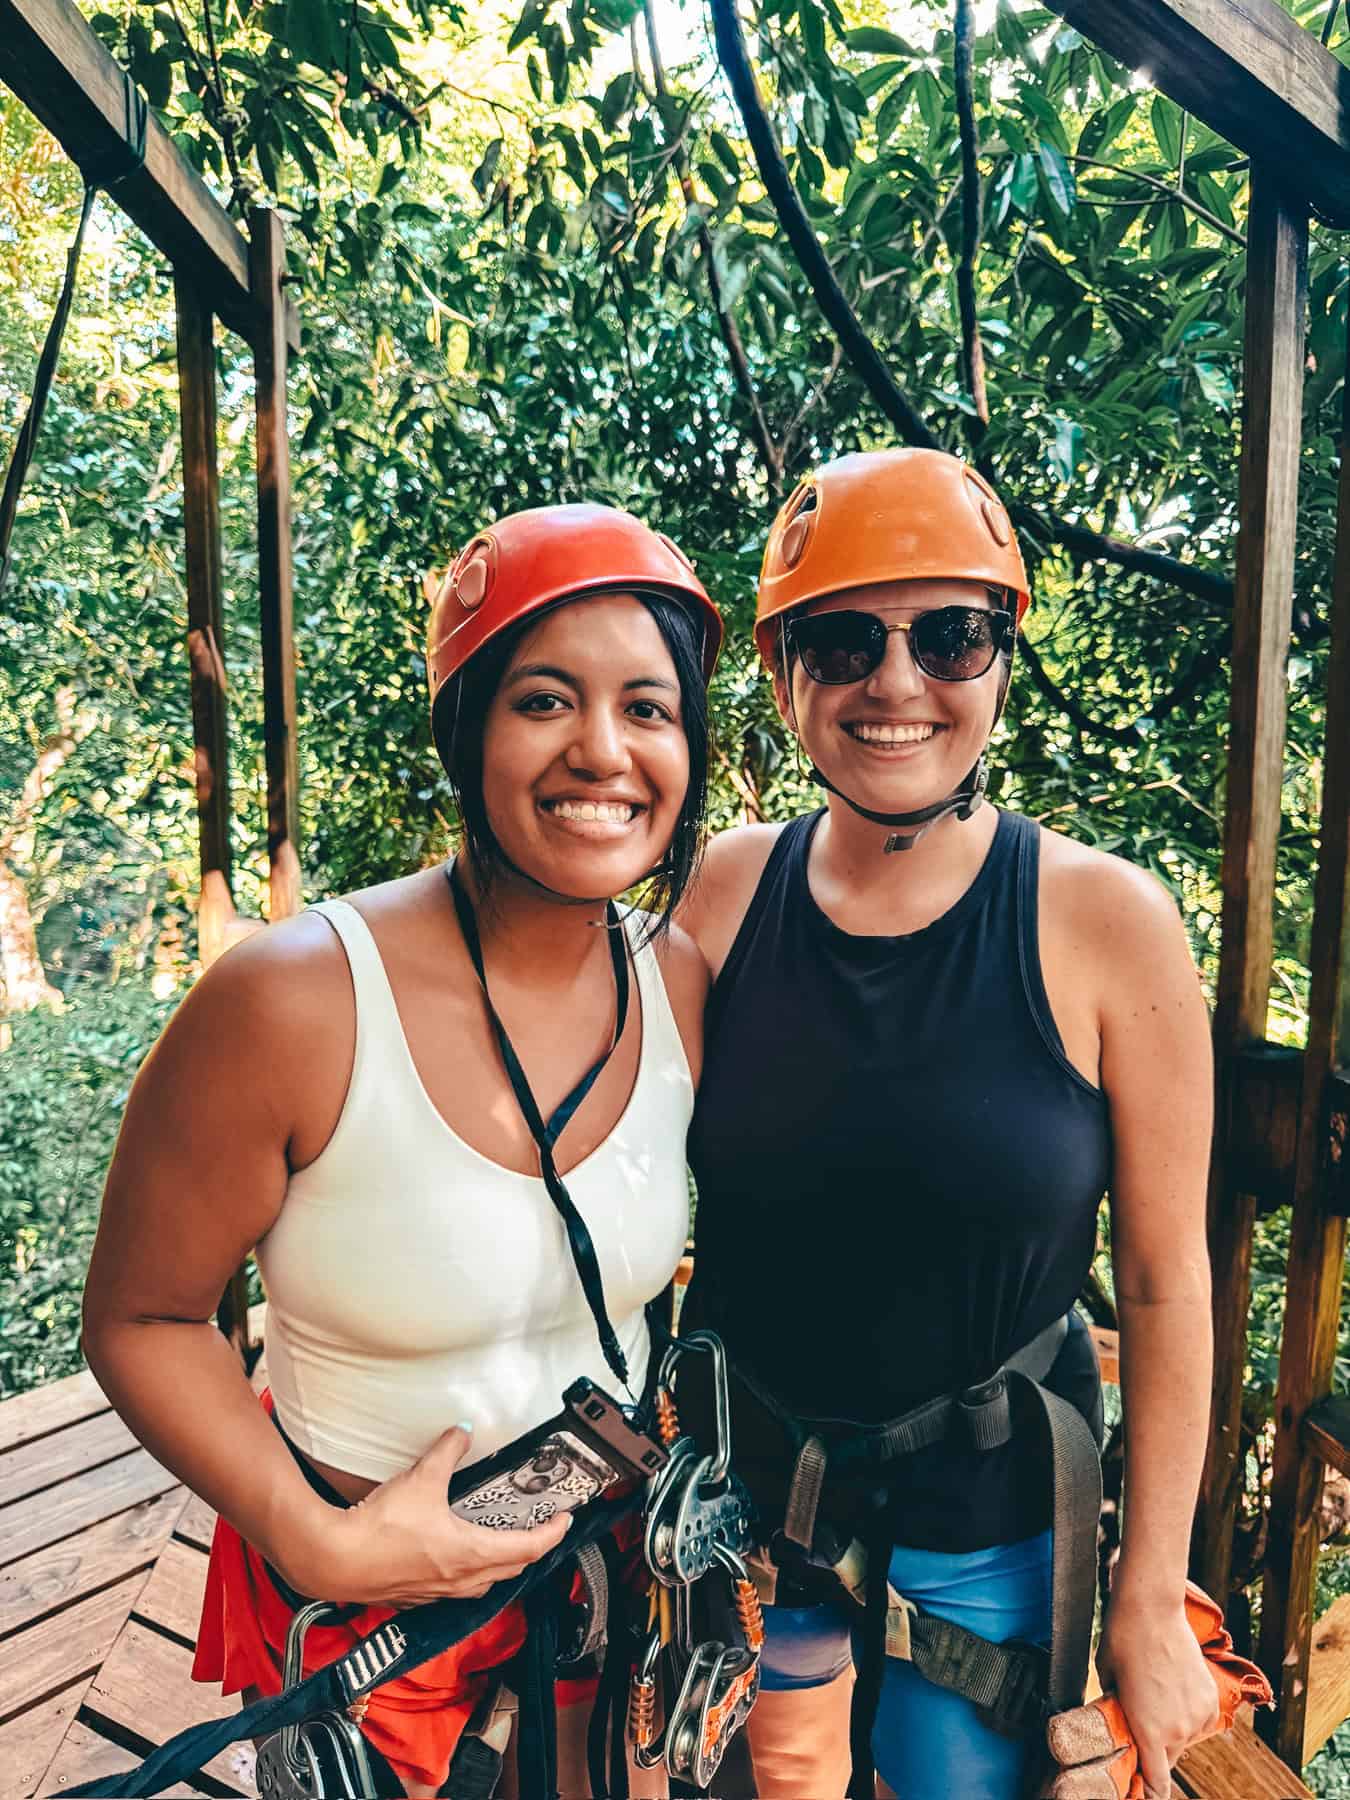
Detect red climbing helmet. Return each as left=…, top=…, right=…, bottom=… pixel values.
left=427, top=503, right=722, bottom=744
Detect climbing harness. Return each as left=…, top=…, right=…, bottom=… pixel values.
left=625, top=1331, right=762, bottom=1793
left=674, top=1313, right=1103, bottom=1798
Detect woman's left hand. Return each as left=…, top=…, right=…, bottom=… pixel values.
left=1095, top=1591, right=1222, bottom=1798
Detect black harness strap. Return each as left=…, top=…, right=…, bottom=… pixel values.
left=63, top=1490, right=635, bottom=1799
left=447, top=860, right=634, bottom=1393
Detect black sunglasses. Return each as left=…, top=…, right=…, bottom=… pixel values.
left=786, top=604, right=1014, bottom=686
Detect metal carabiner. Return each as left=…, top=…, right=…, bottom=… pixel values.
left=628, top=1626, right=667, bottom=1770
left=254, top=1603, right=378, bottom=1800
left=662, top=1329, right=733, bottom=1487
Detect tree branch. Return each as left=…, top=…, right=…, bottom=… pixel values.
left=1013, top=507, right=1233, bottom=608
left=1072, top=155, right=1246, bottom=248
left=709, top=0, right=941, bottom=451
left=953, top=0, right=988, bottom=430
left=644, top=0, right=782, bottom=493
left=709, top=0, right=1239, bottom=613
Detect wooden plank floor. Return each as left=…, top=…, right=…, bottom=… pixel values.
left=0, top=1358, right=258, bottom=1799
left=0, top=1341, right=1317, bottom=1800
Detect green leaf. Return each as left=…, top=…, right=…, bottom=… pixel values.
left=1009, top=152, right=1038, bottom=215
left=844, top=25, right=915, bottom=55
left=1077, top=95, right=1135, bottom=160
left=600, top=72, right=636, bottom=131
left=799, top=0, right=827, bottom=67
left=1037, top=140, right=1076, bottom=216
left=470, top=136, right=503, bottom=199
left=507, top=0, right=548, bottom=54
left=710, top=131, right=742, bottom=180
left=286, top=0, right=336, bottom=68
left=1194, top=360, right=1235, bottom=409
left=1047, top=415, right=1084, bottom=482
left=1152, top=95, right=1182, bottom=166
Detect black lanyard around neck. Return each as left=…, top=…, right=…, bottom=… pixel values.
left=446, top=861, right=633, bottom=1395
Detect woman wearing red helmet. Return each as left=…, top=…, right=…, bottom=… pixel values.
left=679, top=450, right=1217, bottom=1799
left=82, top=505, right=722, bottom=1797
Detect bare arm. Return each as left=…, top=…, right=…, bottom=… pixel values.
left=82, top=919, right=569, bottom=1606
left=1089, top=861, right=1218, bottom=1791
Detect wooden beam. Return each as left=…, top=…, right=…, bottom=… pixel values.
left=1261, top=240, right=1350, bottom=1767
left=0, top=0, right=296, bottom=347
left=1044, top=0, right=1350, bottom=226
left=1303, top=1595, right=1350, bottom=1764
left=1193, top=169, right=1306, bottom=1611
left=250, top=207, right=301, bottom=920
left=174, top=279, right=235, bottom=962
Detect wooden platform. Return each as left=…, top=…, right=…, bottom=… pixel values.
left=0, top=1363, right=257, bottom=1798
left=0, top=1353, right=1316, bottom=1799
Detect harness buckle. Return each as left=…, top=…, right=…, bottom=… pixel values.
left=958, top=1371, right=1012, bottom=1449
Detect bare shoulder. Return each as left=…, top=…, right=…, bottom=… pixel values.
left=1036, top=822, right=1189, bottom=952
left=679, top=823, right=789, bottom=978
left=1035, top=820, right=1202, bottom=1040
left=647, top=919, right=710, bottom=1085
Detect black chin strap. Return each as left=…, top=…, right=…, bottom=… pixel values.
left=447, top=861, right=634, bottom=1395
left=808, top=758, right=989, bottom=853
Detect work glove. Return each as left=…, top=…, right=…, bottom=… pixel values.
left=1038, top=1583, right=1273, bottom=1798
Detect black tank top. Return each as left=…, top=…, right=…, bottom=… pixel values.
left=685, top=808, right=1111, bottom=1551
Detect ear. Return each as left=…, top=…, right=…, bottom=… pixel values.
left=771, top=662, right=794, bottom=731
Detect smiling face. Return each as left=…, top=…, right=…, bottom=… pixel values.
left=477, top=591, right=691, bottom=901
left=775, top=576, right=1005, bottom=814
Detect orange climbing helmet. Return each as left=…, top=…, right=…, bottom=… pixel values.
left=427, top=502, right=722, bottom=740
left=754, top=448, right=1030, bottom=667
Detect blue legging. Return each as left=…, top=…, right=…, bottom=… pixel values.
left=759, top=1530, right=1053, bottom=1800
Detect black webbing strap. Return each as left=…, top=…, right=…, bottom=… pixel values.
left=0, top=73, right=148, bottom=602
left=831, top=1320, right=1099, bottom=1792
left=63, top=1489, right=635, bottom=1798
left=446, top=861, right=633, bottom=1392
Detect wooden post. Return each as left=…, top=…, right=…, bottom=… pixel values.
left=1259, top=265, right=1350, bottom=1769
left=1193, top=169, right=1307, bottom=1609
left=174, top=275, right=250, bottom=1361
left=173, top=276, right=236, bottom=970
left=248, top=207, right=301, bottom=921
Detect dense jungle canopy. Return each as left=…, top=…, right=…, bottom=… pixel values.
left=3, top=10, right=1350, bottom=1767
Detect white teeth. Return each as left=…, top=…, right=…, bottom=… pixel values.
left=548, top=799, right=637, bottom=822
left=849, top=723, right=936, bottom=745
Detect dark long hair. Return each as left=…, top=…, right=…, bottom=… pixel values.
left=433, top=590, right=710, bottom=935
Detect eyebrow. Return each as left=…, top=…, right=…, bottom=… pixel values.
left=506, top=662, right=678, bottom=694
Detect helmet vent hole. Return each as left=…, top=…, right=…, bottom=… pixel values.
left=455, top=556, right=490, bottom=609
left=780, top=516, right=811, bottom=569
left=788, top=485, right=818, bottom=519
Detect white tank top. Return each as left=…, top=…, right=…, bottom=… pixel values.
left=257, top=899, right=693, bottom=1482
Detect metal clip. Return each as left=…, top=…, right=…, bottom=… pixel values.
left=254, top=1604, right=377, bottom=1800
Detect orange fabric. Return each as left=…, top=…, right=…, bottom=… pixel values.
left=755, top=449, right=1030, bottom=666
left=1040, top=1582, right=1273, bottom=1800
left=191, top=1392, right=630, bottom=1792
left=426, top=504, right=721, bottom=734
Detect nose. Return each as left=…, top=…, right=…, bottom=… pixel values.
left=564, top=704, right=632, bottom=780
left=864, top=625, right=927, bottom=703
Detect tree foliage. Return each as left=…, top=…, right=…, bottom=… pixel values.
left=3, top=13, right=1350, bottom=1749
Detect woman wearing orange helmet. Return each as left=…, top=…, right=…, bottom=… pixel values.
left=679, top=450, right=1217, bottom=1798
left=82, top=504, right=721, bottom=1797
